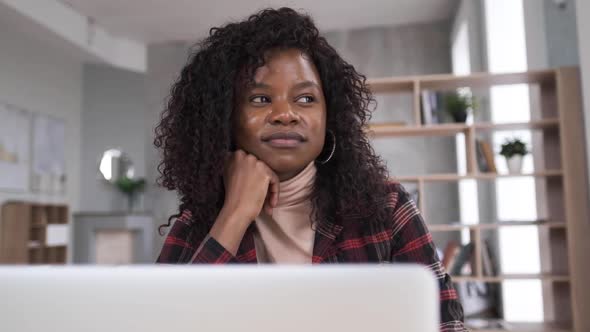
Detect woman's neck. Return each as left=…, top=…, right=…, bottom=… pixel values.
left=275, top=161, right=316, bottom=207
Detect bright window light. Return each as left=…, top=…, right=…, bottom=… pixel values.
left=452, top=22, right=479, bottom=244
left=502, top=280, right=544, bottom=321
left=484, top=0, right=543, bottom=322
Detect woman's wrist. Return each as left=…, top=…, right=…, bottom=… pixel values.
left=209, top=205, right=253, bottom=255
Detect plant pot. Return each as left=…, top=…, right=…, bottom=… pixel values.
left=452, top=111, right=468, bottom=123
left=126, top=193, right=142, bottom=212
left=505, top=155, right=524, bottom=174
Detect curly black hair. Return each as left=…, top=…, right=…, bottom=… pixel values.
left=154, top=7, right=392, bottom=235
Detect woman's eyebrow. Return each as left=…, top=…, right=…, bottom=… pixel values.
left=249, top=81, right=320, bottom=91
left=292, top=80, right=321, bottom=90
left=250, top=82, right=272, bottom=90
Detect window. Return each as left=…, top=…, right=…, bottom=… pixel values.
left=484, top=0, right=543, bottom=322
left=452, top=21, right=479, bottom=243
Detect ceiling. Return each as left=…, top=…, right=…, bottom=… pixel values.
left=60, top=0, right=458, bottom=43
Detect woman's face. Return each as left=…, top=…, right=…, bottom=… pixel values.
left=233, top=48, right=327, bottom=181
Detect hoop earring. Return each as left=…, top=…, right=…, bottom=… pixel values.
left=316, top=130, right=336, bottom=165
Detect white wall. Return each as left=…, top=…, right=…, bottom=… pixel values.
left=524, top=0, right=580, bottom=69
left=145, top=41, right=192, bottom=257
left=576, top=0, right=590, bottom=196
left=544, top=0, right=579, bottom=67
left=0, top=11, right=82, bottom=211
left=524, top=0, right=589, bottom=200
left=451, top=0, right=485, bottom=73
left=523, top=0, right=549, bottom=69
left=80, top=64, right=147, bottom=212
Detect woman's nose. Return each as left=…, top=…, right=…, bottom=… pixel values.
left=268, top=101, right=300, bottom=125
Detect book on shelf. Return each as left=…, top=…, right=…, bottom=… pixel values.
left=449, top=242, right=500, bottom=317
left=480, top=141, right=497, bottom=173
left=444, top=238, right=499, bottom=277
left=482, top=237, right=498, bottom=277
left=409, top=188, right=420, bottom=208
left=420, top=90, right=443, bottom=125
left=450, top=242, right=475, bottom=276
left=476, top=139, right=497, bottom=173
left=441, top=241, right=461, bottom=271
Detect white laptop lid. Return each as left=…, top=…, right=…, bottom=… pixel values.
left=0, top=265, right=439, bottom=332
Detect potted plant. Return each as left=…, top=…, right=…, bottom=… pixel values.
left=444, top=91, right=477, bottom=123
left=500, top=138, right=528, bottom=174
left=115, top=176, right=146, bottom=212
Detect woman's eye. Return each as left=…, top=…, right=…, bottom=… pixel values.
left=250, top=96, right=270, bottom=103
left=297, top=95, right=315, bottom=103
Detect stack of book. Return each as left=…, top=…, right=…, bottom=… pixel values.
left=441, top=238, right=498, bottom=277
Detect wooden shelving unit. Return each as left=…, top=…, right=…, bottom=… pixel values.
left=453, top=275, right=571, bottom=283
left=427, top=220, right=566, bottom=232
left=0, top=202, right=69, bottom=264
left=367, top=68, right=590, bottom=332
left=392, top=171, right=563, bottom=183
left=466, top=322, right=572, bottom=332
left=367, top=119, right=560, bottom=137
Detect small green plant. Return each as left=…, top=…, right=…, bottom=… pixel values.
left=500, top=138, right=528, bottom=158
left=444, top=91, right=477, bottom=123
left=115, top=176, right=146, bottom=211
left=115, top=176, right=145, bottom=194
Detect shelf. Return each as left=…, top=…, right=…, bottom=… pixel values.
left=419, top=70, right=556, bottom=90
left=467, top=321, right=571, bottom=332
left=393, top=170, right=563, bottom=182
left=474, top=118, right=559, bottom=131
left=452, top=275, right=570, bottom=283
left=368, top=122, right=468, bottom=137
left=28, top=241, right=43, bottom=248
left=366, top=119, right=559, bottom=138
left=366, top=77, right=414, bottom=93
left=364, top=68, right=587, bottom=332
left=428, top=221, right=566, bottom=232
left=367, top=69, right=556, bottom=93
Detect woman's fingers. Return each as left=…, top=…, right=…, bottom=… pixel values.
left=258, top=162, right=279, bottom=215
left=268, top=170, right=280, bottom=208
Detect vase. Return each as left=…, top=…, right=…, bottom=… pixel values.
left=452, top=111, right=468, bottom=123
left=505, top=155, right=524, bottom=174
left=127, top=193, right=139, bottom=213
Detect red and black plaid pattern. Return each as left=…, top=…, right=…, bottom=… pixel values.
left=157, top=181, right=467, bottom=332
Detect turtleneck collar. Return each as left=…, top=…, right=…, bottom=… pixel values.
left=275, top=160, right=316, bottom=207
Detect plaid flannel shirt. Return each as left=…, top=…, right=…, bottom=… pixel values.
left=157, top=181, right=467, bottom=332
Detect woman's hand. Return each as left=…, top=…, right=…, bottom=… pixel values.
left=209, top=149, right=279, bottom=255
left=223, top=149, right=280, bottom=220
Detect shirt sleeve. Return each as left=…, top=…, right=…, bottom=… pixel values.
left=155, top=210, right=239, bottom=264
left=388, top=183, right=468, bottom=332
left=189, top=234, right=239, bottom=264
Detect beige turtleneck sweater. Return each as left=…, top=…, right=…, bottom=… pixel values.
left=253, top=161, right=317, bottom=264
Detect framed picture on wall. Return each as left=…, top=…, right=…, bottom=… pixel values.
left=0, top=104, right=31, bottom=192
left=32, top=114, right=66, bottom=194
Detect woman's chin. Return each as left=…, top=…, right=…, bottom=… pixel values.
left=266, top=159, right=310, bottom=179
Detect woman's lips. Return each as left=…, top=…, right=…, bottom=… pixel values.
left=264, top=138, right=303, bottom=148
left=261, top=131, right=306, bottom=148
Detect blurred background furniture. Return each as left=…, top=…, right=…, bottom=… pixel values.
left=0, top=202, right=68, bottom=264
left=72, top=212, right=155, bottom=264
left=367, top=67, right=589, bottom=332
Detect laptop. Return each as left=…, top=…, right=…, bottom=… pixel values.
left=0, top=265, right=439, bottom=332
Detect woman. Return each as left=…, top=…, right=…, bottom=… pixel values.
left=154, top=7, right=466, bottom=331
